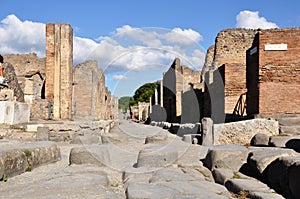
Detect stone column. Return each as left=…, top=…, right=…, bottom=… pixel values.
left=46, top=24, right=73, bottom=120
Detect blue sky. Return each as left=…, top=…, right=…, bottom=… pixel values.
left=1, top=0, right=300, bottom=97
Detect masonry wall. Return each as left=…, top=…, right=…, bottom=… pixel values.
left=207, top=29, right=258, bottom=114
left=248, top=28, right=300, bottom=115
left=45, top=24, right=73, bottom=120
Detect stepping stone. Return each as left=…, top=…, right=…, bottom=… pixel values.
left=69, top=145, right=110, bottom=166
left=137, top=146, right=178, bottom=168
left=203, top=144, right=249, bottom=171
left=251, top=133, right=269, bottom=146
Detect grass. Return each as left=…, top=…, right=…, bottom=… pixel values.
left=23, top=149, right=32, bottom=157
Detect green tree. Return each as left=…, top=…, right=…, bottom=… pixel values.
left=118, top=96, right=132, bottom=112
left=133, top=82, right=157, bottom=103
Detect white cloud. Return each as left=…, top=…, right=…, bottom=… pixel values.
left=0, top=15, right=205, bottom=74
left=0, top=14, right=45, bottom=56
left=112, top=75, right=128, bottom=80
left=236, top=10, right=279, bottom=29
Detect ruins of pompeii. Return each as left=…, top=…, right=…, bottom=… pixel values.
left=0, top=23, right=299, bottom=199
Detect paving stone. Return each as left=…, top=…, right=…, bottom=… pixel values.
left=137, top=146, right=178, bottom=168
left=212, top=168, right=251, bottom=185
left=203, top=144, right=249, bottom=171
left=277, top=117, right=300, bottom=126
left=155, top=180, right=230, bottom=199
left=177, top=144, right=209, bottom=168
left=225, top=178, right=273, bottom=194
left=248, top=191, right=285, bottom=199
left=280, top=126, right=300, bottom=135
left=267, top=156, right=300, bottom=197
left=269, top=135, right=300, bottom=147
left=149, top=167, right=205, bottom=183
left=248, top=148, right=297, bottom=174
left=126, top=182, right=180, bottom=199
left=69, top=144, right=110, bottom=166
left=70, top=134, right=102, bottom=145
left=144, top=131, right=175, bottom=144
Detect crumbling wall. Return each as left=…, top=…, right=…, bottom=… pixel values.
left=3, top=63, right=24, bottom=102
left=3, top=53, right=45, bottom=92
left=205, top=29, right=258, bottom=114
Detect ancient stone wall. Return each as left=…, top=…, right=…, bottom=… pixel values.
left=247, top=28, right=300, bottom=115
left=138, top=102, right=150, bottom=121
left=3, top=53, right=45, bottom=92
left=205, top=29, right=258, bottom=114
left=45, top=24, right=73, bottom=120
left=163, top=58, right=201, bottom=123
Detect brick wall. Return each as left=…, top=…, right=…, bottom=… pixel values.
left=257, top=29, right=300, bottom=115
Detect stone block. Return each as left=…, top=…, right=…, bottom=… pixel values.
left=182, top=134, right=201, bottom=144
left=144, top=131, right=172, bottom=144
left=27, top=124, right=44, bottom=132
left=251, top=133, right=270, bottom=146
left=126, top=182, right=179, bottom=199
left=269, top=135, right=300, bottom=147
left=137, top=146, right=178, bottom=168
left=212, top=168, right=251, bottom=185
left=203, top=144, right=249, bottom=171
left=248, top=148, right=297, bottom=175
left=0, top=101, right=30, bottom=125
left=36, top=127, right=49, bottom=141
left=69, top=145, right=110, bottom=166
left=149, top=168, right=205, bottom=183
left=248, top=192, right=285, bottom=199
left=0, top=149, right=28, bottom=178
left=267, top=156, right=300, bottom=197
left=70, top=134, right=101, bottom=145
left=214, top=119, right=278, bottom=145
left=201, top=117, right=213, bottom=146
left=225, top=178, right=272, bottom=194
left=280, top=126, right=300, bottom=135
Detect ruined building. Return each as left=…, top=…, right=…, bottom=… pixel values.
left=155, top=58, right=202, bottom=123
left=72, top=60, right=118, bottom=120
left=247, top=28, right=300, bottom=116
left=204, top=29, right=258, bottom=115
left=204, top=28, right=300, bottom=119
left=0, top=23, right=118, bottom=125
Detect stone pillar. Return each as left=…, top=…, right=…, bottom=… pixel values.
left=45, top=24, right=73, bottom=120
left=201, top=117, right=214, bottom=146
left=154, top=88, right=158, bottom=105
left=160, top=79, right=163, bottom=107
